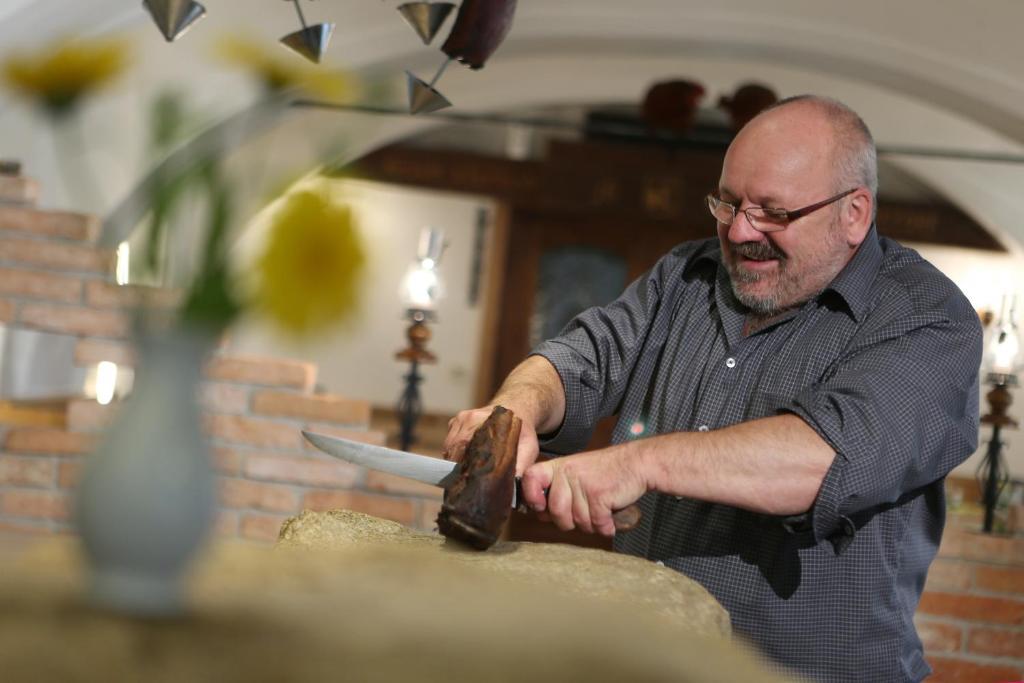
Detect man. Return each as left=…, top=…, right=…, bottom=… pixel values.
left=442, top=95, right=982, bottom=682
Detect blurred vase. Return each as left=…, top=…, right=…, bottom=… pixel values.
left=75, top=328, right=215, bottom=615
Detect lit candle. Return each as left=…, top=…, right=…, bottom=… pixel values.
left=403, top=263, right=440, bottom=310
left=990, top=328, right=1020, bottom=375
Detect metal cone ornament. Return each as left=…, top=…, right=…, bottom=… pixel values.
left=280, top=0, right=334, bottom=63
left=406, top=57, right=452, bottom=114
left=280, top=23, right=335, bottom=63
left=143, top=0, right=207, bottom=42
left=397, top=2, right=456, bottom=45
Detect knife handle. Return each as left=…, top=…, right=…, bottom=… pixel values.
left=610, top=504, right=642, bottom=532
left=534, top=493, right=642, bottom=533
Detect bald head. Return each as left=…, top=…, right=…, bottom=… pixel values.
left=751, top=95, right=878, bottom=205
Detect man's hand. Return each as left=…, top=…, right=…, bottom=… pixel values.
left=442, top=405, right=541, bottom=476
left=521, top=444, right=648, bottom=537
left=442, top=356, right=564, bottom=476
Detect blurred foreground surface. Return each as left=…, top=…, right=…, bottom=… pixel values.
left=0, top=510, right=794, bottom=683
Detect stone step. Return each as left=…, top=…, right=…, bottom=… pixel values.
left=252, top=390, right=371, bottom=427
left=0, top=235, right=112, bottom=274
left=206, top=354, right=317, bottom=392
left=16, top=302, right=130, bottom=339
left=0, top=205, right=99, bottom=243
left=72, top=338, right=136, bottom=367
left=0, top=266, right=84, bottom=305
left=0, top=398, right=67, bottom=429
left=2, top=427, right=97, bottom=456
left=0, top=175, right=39, bottom=207
left=82, top=281, right=182, bottom=310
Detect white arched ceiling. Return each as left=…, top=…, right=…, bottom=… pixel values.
left=3, top=1, right=1022, bottom=134
left=205, top=51, right=1023, bottom=263
left=1, top=0, right=1022, bottom=247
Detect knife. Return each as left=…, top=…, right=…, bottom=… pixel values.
left=301, top=430, right=641, bottom=530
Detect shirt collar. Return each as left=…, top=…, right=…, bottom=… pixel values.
left=689, top=242, right=723, bottom=275
left=684, top=245, right=748, bottom=345
left=822, top=224, right=882, bottom=323
left=694, top=227, right=882, bottom=325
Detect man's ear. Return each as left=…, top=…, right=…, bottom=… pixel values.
left=843, top=189, right=874, bottom=247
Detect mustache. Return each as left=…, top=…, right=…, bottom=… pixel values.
left=731, top=241, right=786, bottom=261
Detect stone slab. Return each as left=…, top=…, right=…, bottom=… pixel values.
left=0, top=516, right=795, bottom=682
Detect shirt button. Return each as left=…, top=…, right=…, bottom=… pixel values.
left=697, top=425, right=709, bottom=432
left=725, top=357, right=736, bottom=368
left=655, top=560, right=665, bottom=566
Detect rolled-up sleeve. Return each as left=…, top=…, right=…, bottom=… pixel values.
left=786, top=294, right=983, bottom=547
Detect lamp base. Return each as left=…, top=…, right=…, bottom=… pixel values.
left=396, top=309, right=437, bottom=364
left=979, top=372, right=1018, bottom=533
left=985, top=371, right=1018, bottom=387
left=981, top=379, right=1018, bottom=429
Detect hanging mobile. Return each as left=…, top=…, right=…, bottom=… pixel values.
left=406, top=57, right=454, bottom=115
left=279, top=0, right=334, bottom=64
left=404, top=0, right=518, bottom=114
left=397, top=2, right=456, bottom=45
left=143, top=0, right=207, bottom=42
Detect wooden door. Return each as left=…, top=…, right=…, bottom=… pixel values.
left=495, top=208, right=705, bottom=547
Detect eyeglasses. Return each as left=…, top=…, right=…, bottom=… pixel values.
left=706, top=188, right=857, bottom=232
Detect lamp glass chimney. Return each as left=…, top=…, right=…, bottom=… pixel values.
left=987, top=294, right=1022, bottom=376
left=401, top=227, right=445, bottom=311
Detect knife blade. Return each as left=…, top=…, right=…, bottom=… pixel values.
left=302, top=430, right=528, bottom=506
left=301, top=430, right=642, bottom=530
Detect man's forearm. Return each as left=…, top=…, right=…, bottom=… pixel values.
left=635, top=414, right=835, bottom=516
left=491, top=355, right=566, bottom=435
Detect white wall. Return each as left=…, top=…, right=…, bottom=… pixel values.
left=910, top=244, right=1024, bottom=479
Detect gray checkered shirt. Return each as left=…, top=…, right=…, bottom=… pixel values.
left=533, top=228, right=982, bottom=683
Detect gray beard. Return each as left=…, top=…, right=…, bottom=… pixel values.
left=726, top=256, right=787, bottom=315
left=730, top=276, right=782, bottom=315
left=725, top=214, right=847, bottom=317
left=729, top=268, right=826, bottom=318
left=726, top=241, right=789, bottom=314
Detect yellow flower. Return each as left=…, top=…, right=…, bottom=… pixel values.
left=2, top=36, right=128, bottom=116
left=215, top=36, right=354, bottom=103
left=254, top=189, right=365, bottom=334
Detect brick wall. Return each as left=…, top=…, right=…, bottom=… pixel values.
left=0, top=355, right=444, bottom=542
left=0, top=171, right=443, bottom=542
left=916, top=498, right=1024, bottom=682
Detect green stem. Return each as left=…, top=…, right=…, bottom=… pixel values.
left=199, top=162, right=231, bottom=274
left=177, top=159, right=241, bottom=333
